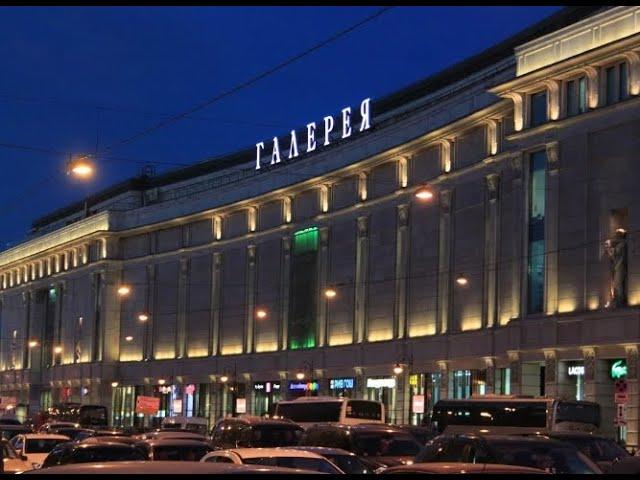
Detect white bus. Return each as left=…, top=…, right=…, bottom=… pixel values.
left=274, top=396, right=384, bottom=428
left=430, top=395, right=601, bottom=435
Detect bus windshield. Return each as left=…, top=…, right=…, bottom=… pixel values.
left=555, top=401, right=600, bottom=430
left=48, top=404, right=108, bottom=428
left=277, top=402, right=342, bottom=423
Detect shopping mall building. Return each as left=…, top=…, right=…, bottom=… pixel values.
left=2, top=5, right=640, bottom=443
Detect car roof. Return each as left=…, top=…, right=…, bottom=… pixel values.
left=218, top=416, right=300, bottom=427
left=137, top=439, right=211, bottom=447
left=21, top=460, right=326, bottom=474
left=445, top=434, right=574, bottom=446
left=308, top=423, right=406, bottom=433
left=287, top=446, right=357, bottom=456
left=384, top=462, right=548, bottom=474
left=218, top=448, right=327, bottom=459
left=22, top=434, right=70, bottom=440
left=70, top=442, right=140, bottom=450
left=547, top=432, right=608, bottom=439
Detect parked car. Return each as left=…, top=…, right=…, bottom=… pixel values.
left=73, top=429, right=129, bottom=442
left=135, top=439, right=212, bottom=461
left=210, top=416, right=303, bottom=449
left=0, top=418, right=22, bottom=426
left=21, top=460, right=327, bottom=474
left=135, top=430, right=208, bottom=442
left=395, top=425, right=438, bottom=445
left=40, top=441, right=146, bottom=468
left=0, top=424, right=32, bottom=441
left=608, top=456, right=640, bottom=474
left=200, top=447, right=344, bottom=474
left=45, top=427, right=93, bottom=441
left=9, top=433, right=70, bottom=468
left=81, top=436, right=138, bottom=446
left=380, top=462, right=549, bottom=474
left=287, top=446, right=376, bottom=474
left=415, top=434, right=602, bottom=474
left=299, top=423, right=422, bottom=467
left=38, top=422, right=79, bottom=433
left=547, top=432, right=630, bottom=472
left=161, top=416, right=209, bottom=435
left=0, top=439, right=32, bottom=473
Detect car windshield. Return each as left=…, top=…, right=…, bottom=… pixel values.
left=152, top=445, right=210, bottom=461
left=325, top=453, right=372, bottom=474
left=25, top=439, right=66, bottom=453
left=243, top=456, right=342, bottom=473
left=352, top=432, right=421, bottom=457
left=73, top=446, right=146, bottom=463
left=250, top=426, right=302, bottom=447
left=489, top=441, right=600, bottom=474
left=556, top=436, right=629, bottom=462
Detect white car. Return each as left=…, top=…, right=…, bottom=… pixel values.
left=10, top=433, right=70, bottom=468
left=1, top=439, right=32, bottom=473
left=200, top=448, right=344, bottom=474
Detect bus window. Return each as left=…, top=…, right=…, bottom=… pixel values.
left=346, top=400, right=382, bottom=421
left=555, top=401, right=600, bottom=430
left=431, top=401, right=547, bottom=433
left=277, top=402, right=342, bottom=423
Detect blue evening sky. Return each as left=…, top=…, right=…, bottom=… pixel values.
left=0, top=6, right=560, bottom=247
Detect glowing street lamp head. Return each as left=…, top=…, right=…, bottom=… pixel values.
left=53, top=346, right=63, bottom=354
left=158, top=379, right=166, bottom=386
left=28, top=340, right=39, bottom=348
left=256, top=308, right=267, bottom=320
left=138, top=313, right=149, bottom=322
left=393, top=363, right=404, bottom=375
left=125, top=336, right=133, bottom=342
left=220, top=375, right=229, bottom=383
left=111, top=381, right=119, bottom=388
left=117, top=285, right=131, bottom=297
left=296, top=371, right=305, bottom=381
left=324, top=288, right=337, bottom=299
left=456, top=273, right=469, bottom=286
left=68, top=156, right=95, bottom=179
left=415, top=186, right=434, bottom=202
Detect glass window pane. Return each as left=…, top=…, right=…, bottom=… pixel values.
left=578, top=77, right=587, bottom=113
left=620, top=62, right=629, bottom=100
left=606, top=66, right=617, bottom=105
left=527, top=151, right=546, bottom=314
left=530, top=91, right=548, bottom=126
left=566, top=80, right=577, bottom=117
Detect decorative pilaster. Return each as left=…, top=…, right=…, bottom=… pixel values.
left=486, top=119, right=500, bottom=156
left=623, top=51, right=640, bottom=95
left=394, top=204, right=410, bottom=339
left=439, top=139, right=454, bottom=173
left=545, top=142, right=560, bottom=315
left=544, top=350, right=558, bottom=398
left=437, top=190, right=453, bottom=334
left=320, top=185, right=330, bottom=213
left=511, top=154, right=524, bottom=321
left=358, top=172, right=368, bottom=202
left=505, top=92, right=526, bottom=132
left=210, top=253, right=222, bottom=356
left=279, top=237, right=291, bottom=350
left=354, top=216, right=369, bottom=343
left=398, top=156, right=409, bottom=188
left=316, top=228, right=330, bottom=347
left=245, top=245, right=257, bottom=353
left=176, top=258, right=189, bottom=359
left=545, top=79, right=561, bottom=121
left=484, top=174, right=500, bottom=328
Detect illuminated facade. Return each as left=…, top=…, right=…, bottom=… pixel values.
left=3, top=6, right=640, bottom=443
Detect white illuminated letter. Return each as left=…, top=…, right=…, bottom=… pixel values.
left=359, top=97, right=371, bottom=132
left=255, top=141, right=265, bottom=170
left=307, top=122, right=317, bottom=153
left=341, top=107, right=352, bottom=139
left=288, top=130, right=299, bottom=159
left=271, top=137, right=281, bottom=165
left=323, top=115, right=334, bottom=146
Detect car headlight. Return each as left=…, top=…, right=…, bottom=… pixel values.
left=374, top=466, right=387, bottom=474
left=31, top=463, right=41, bottom=469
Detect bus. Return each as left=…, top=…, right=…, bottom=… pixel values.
left=430, top=396, right=601, bottom=435
left=274, top=396, right=384, bottom=428
left=46, top=403, right=109, bottom=429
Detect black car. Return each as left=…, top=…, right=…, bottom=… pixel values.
left=40, top=441, right=146, bottom=468
left=299, top=423, right=422, bottom=467
left=547, top=432, right=630, bottom=472
left=135, top=439, right=212, bottom=461
left=415, top=433, right=602, bottom=474
left=210, top=416, right=303, bottom=449
left=0, top=424, right=32, bottom=441
left=73, top=429, right=129, bottom=442
left=396, top=425, right=438, bottom=445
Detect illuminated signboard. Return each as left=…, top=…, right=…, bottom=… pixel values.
left=254, top=381, right=281, bottom=393
left=329, top=378, right=355, bottom=390
left=288, top=381, right=319, bottom=392
left=366, top=378, right=396, bottom=389
left=611, top=360, right=628, bottom=379
left=255, top=98, right=372, bottom=170
left=568, top=365, right=585, bottom=376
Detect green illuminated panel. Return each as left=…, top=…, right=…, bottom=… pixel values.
left=293, top=227, right=319, bottom=255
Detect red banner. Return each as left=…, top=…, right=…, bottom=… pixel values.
left=135, top=396, right=160, bottom=415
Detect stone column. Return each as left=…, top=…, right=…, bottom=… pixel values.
left=583, top=347, right=615, bottom=439
left=394, top=205, right=410, bottom=339
left=544, top=350, right=559, bottom=398
left=279, top=237, right=291, bottom=350
left=354, top=216, right=369, bottom=343
left=210, top=253, right=222, bottom=356
left=626, top=345, right=640, bottom=448
left=101, top=269, right=122, bottom=363
left=144, top=265, right=155, bottom=361
left=316, top=227, right=330, bottom=347
left=245, top=245, right=257, bottom=354
left=545, top=142, right=560, bottom=315
left=176, top=258, right=189, bottom=359
left=437, top=190, right=453, bottom=334
left=484, top=174, right=500, bottom=328
left=511, top=154, right=524, bottom=320
left=438, top=362, right=449, bottom=400
left=508, top=352, right=522, bottom=395
left=484, top=357, right=496, bottom=395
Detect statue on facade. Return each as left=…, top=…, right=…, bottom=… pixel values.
left=604, top=228, right=628, bottom=308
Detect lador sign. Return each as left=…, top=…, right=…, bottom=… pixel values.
left=255, top=98, right=372, bottom=170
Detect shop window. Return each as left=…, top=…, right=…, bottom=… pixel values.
left=605, top=62, right=629, bottom=106
left=495, top=368, right=511, bottom=395
left=566, top=76, right=587, bottom=117
left=529, top=90, right=548, bottom=127
left=451, top=370, right=472, bottom=399
left=527, top=151, right=547, bottom=314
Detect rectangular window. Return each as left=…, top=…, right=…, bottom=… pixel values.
left=529, top=91, right=547, bottom=127
left=566, top=77, right=587, bottom=117
left=289, top=227, right=319, bottom=349
left=605, top=62, right=630, bottom=106
left=620, top=61, right=629, bottom=100
left=452, top=370, right=472, bottom=399
left=527, top=151, right=547, bottom=314
left=606, top=66, right=617, bottom=105
left=43, top=287, right=57, bottom=368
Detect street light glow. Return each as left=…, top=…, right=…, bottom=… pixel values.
left=456, top=274, right=469, bottom=286
left=53, top=346, right=63, bottom=354
left=111, top=381, right=119, bottom=388
left=324, top=288, right=337, bottom=299
left=393, top=363, right=404, bottom=375
left=256, top=308, right=267, bottom=319
left=68, top=156, right=95, bottom=179
left=28, top=340, right=39, bottom=348
left=415, top=186, right=434, bottom=201
left=117, top=285, right=131, bottom=296
left=138, top=313, right=149, bottom=322
left=296, top=371, right=305, bottom=380
left=125, top=335, right=133, bottom=342
left=158, top=379, right=166, bottom=385
left=220, top=375, right=229, bottom=383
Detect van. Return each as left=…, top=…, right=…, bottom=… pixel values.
left=160, top=416, right=208, bottom=436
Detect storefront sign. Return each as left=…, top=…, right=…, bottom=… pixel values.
left=288, top=381, right=319, bottom=392
left=567, top=365, right=585, bottom=376
left=254, top=381, right=281, bottom=393
left=615, top=403, right=627, bottom=426
left=185, top=384, right=196, bottom=396
left=236, top=398, right=247, bottom=414
left=135, top=396, right=160, bottom=415
left=255, top=98, right=372, bottom=170
left=173, top=398, right=183, bottom=414
left=611, top=360, right=627, bottom=379
left=412, top=395, right=425, bottom=414
left=366, top=378, right=396, bottom=389
left=329, top=378, right=355, bottom=390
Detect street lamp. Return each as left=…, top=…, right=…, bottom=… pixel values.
left=111, top=381, right=119, bottom=388
left=256, top=308, right=267, bottom=320
left=67, top=155, right=95, bottom=179
left=138, top=313, right=149, bottom=322
left=414, top=186, right=435, bottom=202
left=456, top=273, right=469, bottom=286
left=28, top=340, right=39, bottom=348
left=124, top=336, right=133, bottom=342
left=393, top=363, right=404, bottom=375
left=53, top=346, right=63, bottom=354
left=324, top=287, right=337, bottom=299
left=117, top=285, right=131, bottom=297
